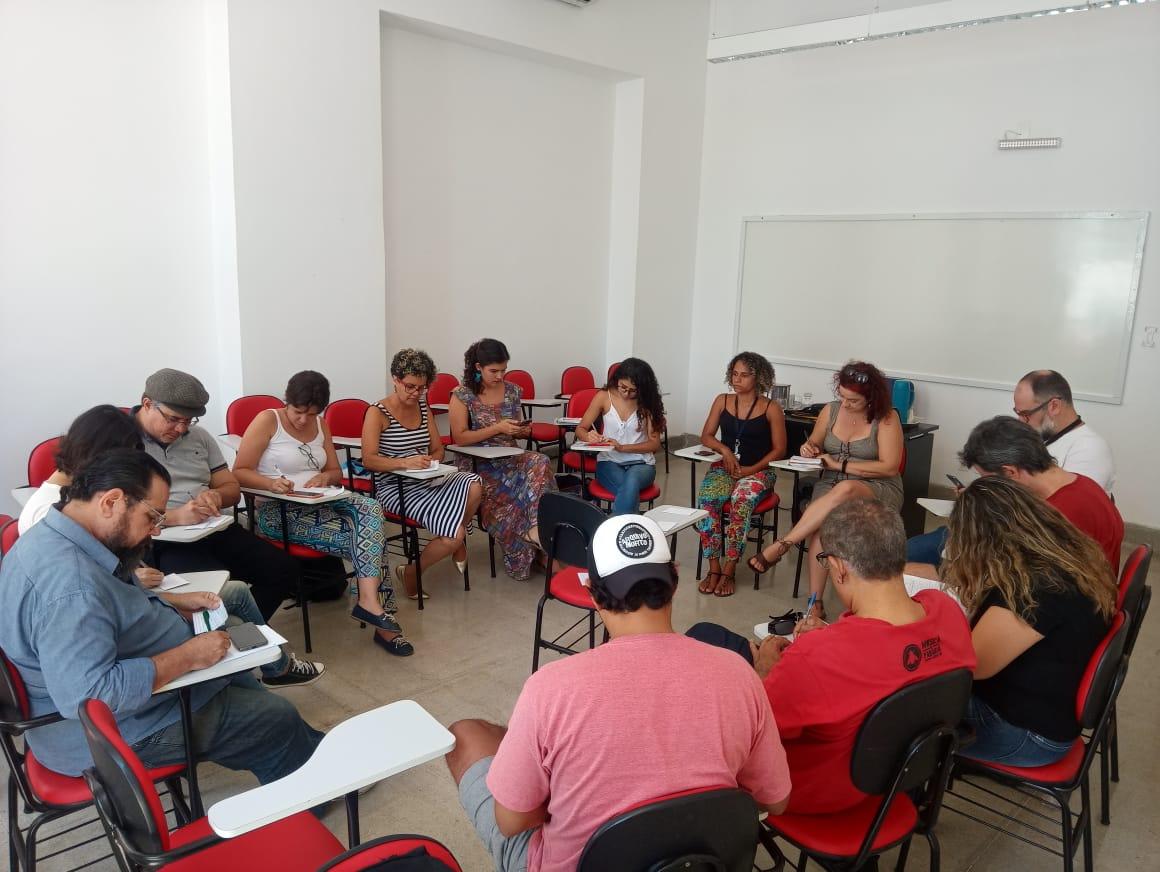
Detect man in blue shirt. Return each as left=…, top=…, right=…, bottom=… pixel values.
left=0, top=449, right=322, bottom=782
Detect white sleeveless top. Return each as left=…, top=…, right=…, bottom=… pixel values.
left=599, top=393, right=655, bottom=466
left=256, top=409, right=327, bottom=486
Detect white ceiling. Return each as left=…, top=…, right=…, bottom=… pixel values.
left=710, top=0, right=961, bottom=37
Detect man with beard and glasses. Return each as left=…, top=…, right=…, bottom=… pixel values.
left=0, top=449, right=323, bottom=782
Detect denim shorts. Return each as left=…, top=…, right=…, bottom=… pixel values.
left=458, top=756, right=534, bottom=872
left=959, top=695, right=1074, bottom=767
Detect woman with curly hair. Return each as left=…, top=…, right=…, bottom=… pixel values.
left=694, top=352, right=787, bottom=597
left=944, top=475, right=1116, bottom=766
left=749, top=361, right=902, bottom=618
left=574, top=357, right=665, bottom=515
left=362, top=349, right=483, bottom=600
left=448, top=338, right=555, bottom=580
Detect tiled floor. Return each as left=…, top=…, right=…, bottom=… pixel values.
left=6, top=455, right=1157, bottom=870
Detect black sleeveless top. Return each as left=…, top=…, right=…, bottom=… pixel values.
left=720, top=398, right=772, bottom=467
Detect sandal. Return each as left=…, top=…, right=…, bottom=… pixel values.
left=748, top=539, right=793, bottom=576
left=698, top=571, right=721, bottom=595
left=713, top=572, right=736, bottom=598
left=396, top=565, right=430, bottom=601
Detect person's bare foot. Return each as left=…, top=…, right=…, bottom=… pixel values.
left=698, top=571, right=721, bottom=595
left=396, top=565, right=430, bottom=600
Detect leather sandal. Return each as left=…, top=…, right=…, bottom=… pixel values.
left=698, top=571, right=721, bottom=595
left=748, top=539, right=793, bottom=576
left=713, top=572, right=736, bottom=598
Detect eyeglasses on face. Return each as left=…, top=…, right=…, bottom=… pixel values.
left=1013, top=397, right=1057, bottom=420
left=152, top=403, right=199, bottom=428
left=616, top=382, right=637, bottom=396
left=395, top=378, right=427, bottom=395
left=137, top=500, right=167, bottom=530
left=816, top=550, right=837, bottom=566
left=840, top=366, right=870, bottom=385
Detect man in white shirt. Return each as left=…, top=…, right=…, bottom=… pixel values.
left=1013, top=370, right=1115, bottom=494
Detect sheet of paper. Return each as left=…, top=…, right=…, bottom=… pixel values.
left=194, top=603, right=230, bottom=634
left=577, top=572, right=589, bottom=587
left=184, top=514, right=231, bottom=532
left=158, top=573, right=190, bottom=592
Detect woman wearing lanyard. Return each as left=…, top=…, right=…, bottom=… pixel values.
left=575, top=358, right=665, bottom=516
left=749, top=361, right=903, bottom=620
left=694, top=352, right=787, bottom=597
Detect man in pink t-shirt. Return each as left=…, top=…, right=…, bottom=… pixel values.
left=445, top=514, right=792, bottom=872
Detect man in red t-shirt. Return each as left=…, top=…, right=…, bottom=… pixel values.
left=444, top=514, right=792, bottom=872
left=957, top=416, right=1123, bottom=572
left=690, top=498, right=976, bottom=814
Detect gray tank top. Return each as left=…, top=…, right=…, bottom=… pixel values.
left=821, top=401, right=903, bottom=491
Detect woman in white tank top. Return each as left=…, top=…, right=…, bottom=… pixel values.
left=233, top=371, right=414, bottom=657
left=575, top=358, right=665, bottom=516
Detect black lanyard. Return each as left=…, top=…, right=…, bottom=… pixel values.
left=1043, top=417, right=1083, bottom=447
left=732, top=394, right=760, bottom=458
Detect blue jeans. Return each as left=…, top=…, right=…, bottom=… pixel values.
left=960, top=695, right=1073, bottom=767
left=906, top=527, right=949, bottom=566
left=218, top=580, right=290, bottom=678
left=133, top=672, right=324, bottom=785
left=595, top=461, right=656, bottom=516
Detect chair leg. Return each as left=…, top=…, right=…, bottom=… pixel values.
left=412, top=529, right=424, bottom=611
left=1059, top=788, right=1074, bottom=872
left=792, top=543, right=805, bottom=598
left=696, top=546, right=704, bottom=581
left=752, top=512, right=764, bottom=590
left=925, top=831, right=940, bottom=872
left=8, top=775, right=23, bottom=872
left=1081, top=777, right=1094, bottom=872
left=797, top=848, right=808, bottom=872
left=1099, top=731, right=1110, bottom=826
left=1110, top=705, right=1120, bottom=783
left=167, top=776, right=191, bottom=825
left=488, top=534, right=496, bottom=579
left=532, top=596, right=548, bottom=673
left=894, top=836, right=912, bottom=872
left=588, top=611, right=596, bottom=649
left=463, top=557, right=471, bottom=592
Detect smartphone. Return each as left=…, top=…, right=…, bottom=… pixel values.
left=695, top=448, right=716, bottom=457
left=946, top=474, right=964, bottom=489
left=287, top=490, right=325, bottom=499
left=227, top=622, right=268, bottom=652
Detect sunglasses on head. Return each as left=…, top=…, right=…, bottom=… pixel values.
left=840, top=366, right=870, bottom=385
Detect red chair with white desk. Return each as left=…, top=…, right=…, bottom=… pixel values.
left=558, top=388, right=601, bottom=483
left=505, top=369, right=561, bottom=454
left=426, top=372, right=459, bottom=446
left=225, top=394, right=281, bottom=442
left=26, top=438, right=61, bottom=490
left=324, top=399, right=374, bottom=494
left=557, top=365, right=595, bottom=401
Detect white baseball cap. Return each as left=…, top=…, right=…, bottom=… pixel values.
left=587, top=514, right=673, bottom=599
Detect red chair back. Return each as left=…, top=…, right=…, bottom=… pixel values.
left=320, top=835, right=463, bottom=871
left=567, top=388, right=599, bottom=419
left=79, top=698, right=171, bottom=855
left=561, top=365, right=595, bottom=396
left=225, top=395, right=281, bottom=436
left=324, top=398, right=370, bottom=440
left=1076, top=612, right=1129, bottom=731
left=607, top=362, right=620, bottom=384
left=505, top=369, right=535, bottom=399
left=1, top=519, right=18, bottom=557
left=27, top=437, right=61, bottom=488
left=428, top=373, right=459, bottom=407
left=1116, top=544, right=1152, bottom=615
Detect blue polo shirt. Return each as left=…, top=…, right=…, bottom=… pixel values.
left=0, top=508, right=227, bottom=775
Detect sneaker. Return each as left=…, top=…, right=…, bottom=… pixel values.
left=262, top=654, right=326, bottom=688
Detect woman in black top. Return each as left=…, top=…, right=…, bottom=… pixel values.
left=943, top=476, right=1117, bottom=766
left=694, top=352, right=787, bottom=596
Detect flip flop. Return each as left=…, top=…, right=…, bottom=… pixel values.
left=698, top=571, right=721, bottom=595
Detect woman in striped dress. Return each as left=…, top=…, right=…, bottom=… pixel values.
left=362, top=349, right=482, bottom=599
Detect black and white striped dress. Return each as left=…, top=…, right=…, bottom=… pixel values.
left=372, top=401, right=480, bottom=539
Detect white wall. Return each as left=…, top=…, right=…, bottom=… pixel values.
left=0, top=1, right=234, bottom=514
left=380, top=24, right=616, bottom=387
left=688, top=4, right=1160, bottom=526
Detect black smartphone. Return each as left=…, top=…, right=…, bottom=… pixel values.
left=946, top=474, right=964, bottom=489
left=695, top=448, right=716, bottom=457
left=227, top=623, right=267, bottom=652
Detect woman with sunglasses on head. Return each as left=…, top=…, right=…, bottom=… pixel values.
left=449, top=338, right=555, bottom=581
left=694, top=352, right=788, bottom=598
left=234, top=370, right=415, bottom=657
left=574, top=358, right=665, bottom=516
left=749, top=361, right=903, bottom=620
left=943, top=476, right=1116, bottom=766
left=361, top=350, right=484, bottom=601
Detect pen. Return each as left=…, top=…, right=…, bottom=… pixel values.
left=804, top=592, right=817, bottom=621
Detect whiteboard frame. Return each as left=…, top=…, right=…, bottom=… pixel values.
left=732, top=211, right=1149, bottom=404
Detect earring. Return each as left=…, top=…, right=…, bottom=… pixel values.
left=474, top=371, right=481, bottom=382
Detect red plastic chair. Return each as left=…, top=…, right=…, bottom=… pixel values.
left=0, top=518, right=17, bottom=558
left=947, top=614, right=1130, bottom=872
left=762, top=668, right=973, bottom=872
left=558, top=365, right=595, bottom=399
left=560, top=389, right=601, bottom=478
left=1, top=652, right=189, bottom=872
left=606, top=361, right=620, bottom=383
left=319, top=835, right=462, bottom=871
left=225, top=394, right=281, bottom=436
left=586, top=479, right=661, bottom=512
left=579, top=787, right=758, bottom=872
left=506, top=369, right=560, bottom=452
left=427, top=373, right=458, bottom=446
left=324, top=399, right=373, bottom=494
left=26, top=437, right=61, bottom=489
left=532, top=493, right=608, bottom=672
left=695, top=489, right=780, bottom=591
left=79, top=698, right=342, bottom=872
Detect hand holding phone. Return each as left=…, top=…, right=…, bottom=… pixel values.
left=946, top=474, right=964, bottom=489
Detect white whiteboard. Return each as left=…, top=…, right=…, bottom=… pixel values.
left=734, top=213, right=1148, bottom=403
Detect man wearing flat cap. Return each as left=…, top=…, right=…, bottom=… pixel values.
left=134, top=368, right=299, bottom=621
left=444, top=510, right=791, bottom=872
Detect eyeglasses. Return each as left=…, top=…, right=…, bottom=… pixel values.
left=153, top=403, right=199, bottom=428
left=840, top=366, right=870, bottom=385
left=138, top=501, right=167, bottom=530
left=816, top=550, right=836, bottom=566
left=298, top=443, right=321, bottom=471
left=1013, top=397, right=1057, bottom=420
left=616, top=383, right=638, bottom=396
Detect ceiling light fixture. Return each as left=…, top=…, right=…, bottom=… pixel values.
left=998, top=136, right=1062, bottom=149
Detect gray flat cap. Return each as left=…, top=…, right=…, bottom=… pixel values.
left=143, top=368, right=209, bottom=417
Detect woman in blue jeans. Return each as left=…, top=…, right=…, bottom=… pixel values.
left=941, top=476, right=1117, bottom=766
left=575, top=358, right=665, bottom=516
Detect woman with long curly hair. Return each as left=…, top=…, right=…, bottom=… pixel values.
left=749, top=361, right=902, bottom=619
left=943, top=475, right=1116, bottom=766
left=573, top=358, right=665, bottom=516
left=693, top=352, right=787, bottom=597
left=448, top=338, right=555, bottom=581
